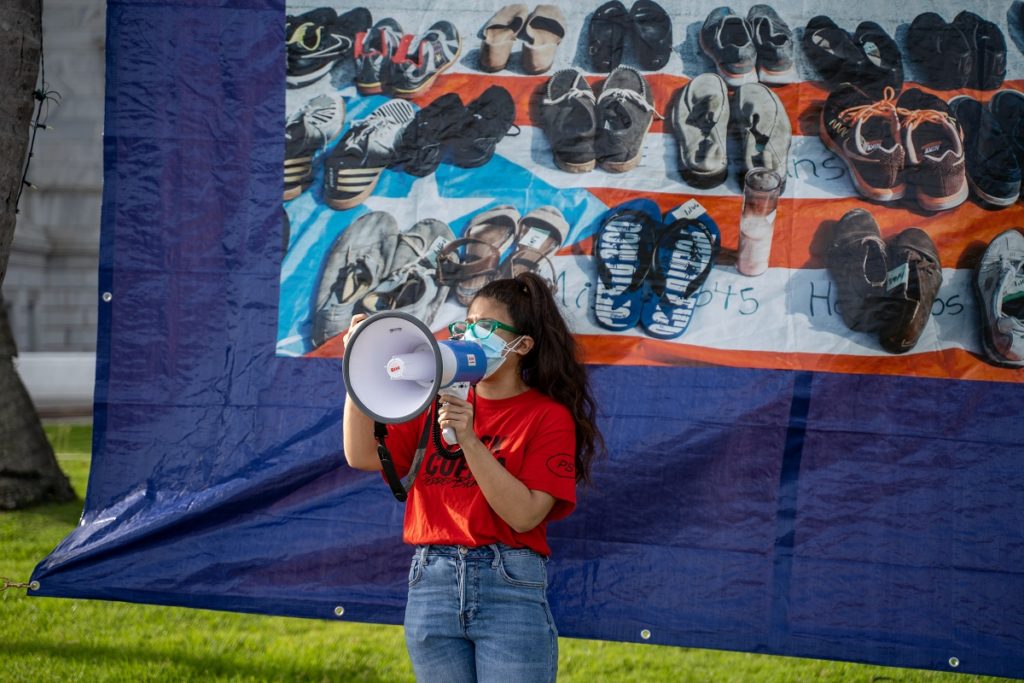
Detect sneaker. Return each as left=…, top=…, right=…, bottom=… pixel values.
left=896, top=89, right=967, bottom=212
left=312, top=211, right=401, bottom=347
left=989, top=89, right=1024, bottom=173
left=390, top=21, right=461, bottom=98
left=541, top=69, right=598, bottom=173
left=629, top=0, right=673, bottom=71
left=286, top=7, right=371, bottom=88
left=699, top=6, right=757, bottom=86
left=826, top=208, right=889, bottom=333
left=877, top=228, right=943, bottom=354
left=802, top=16, right=865, bottom=86
left=906, top=13, right=972, bottom=90
left=819, top=84, right=905, bottom=202
left=392, top=93, right=466, bottom=177
left=588, top=0, right=630, bottom=73
left=672, top=73, right=730, bottom=188
left=951, top=10, right=1006, bottom=90
left=596, top=66, right=657, bottom=173
left=975, top=229, right=1024, bottom=366
left=449, top=85, right=518, bottom=168
left=747, top=4, right=795, bottom=84
left=947, top=95, right=1021, bottom=207
left=323, top=99, right=415, bottom=210
left=353, top=18, right=404, bottom=95
left=284, top=94, right=345, bottom=201
left=851, top=21, right=903, bottom=93
left=732, top=82, right=791, bottom=180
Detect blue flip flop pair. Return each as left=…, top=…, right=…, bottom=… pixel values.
left=593, top=198, right=720, bottom=339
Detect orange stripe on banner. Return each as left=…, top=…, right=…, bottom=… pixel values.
left=575, top=335, right=1024, bottom=384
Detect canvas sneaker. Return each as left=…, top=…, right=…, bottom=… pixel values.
left=389, top=21, right=461, bottom=99
left=541, top=69, right=598, bottom=173
left=975, top=229, right=1024, bottom=366
left=353, top=18, right=405, bottom=95
left=286, top=7, right=371, bottom=88
left=896, top=89, right=967, bottom=212
left=906, top=13, right=972, bottom=90
left=733, top=82, right=791, bottom=181
left=311, top=211, right=401, bottom=348
left=699, top=6, right=757, bottom=86
left=596, top=66, right=658, bottom=173
left=877, top=228, right=943, bottom=354
left=819, top=84, right=905, bottom=202
left=284, top=94, right=345, bottom=201
left=747, top=4, right=795, bottom=84
left=951, top=10, right=1006, bottom=90
left=672, top=73, right=729, bottom=188
left=947, top=95, right=1021, bottom=208
left=392, top=92, right=466, bottom=177
left=449, top=85, right=518, bottom=168
left=323, top=99, right=415, bottom=210
left=826, top=208, right=889, bottom=333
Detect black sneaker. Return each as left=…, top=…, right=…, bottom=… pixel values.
left=906, top=13, right=972, bottom=90
left=951, top=10, right=1007, bottom=90
left=392, top=93, right=465, bottom=177
left=948, top=95, right=1021, bottom=207
left=448, top=86, right=517, bottom=168
left=989, top=89, right=1024, bottom=177
left=541, top=69, right=598, bottom=173
left=596, top=66, right=658, bottom=173
left=389, top=21, right=462, bottom=99
left=747, top=4, right=795, bottom=84
left=629, top=0, right=673, bottom=71
left=852, top=21, right=903, bottom=93
left=354, top=18, right=404, bottom=95
left=286, top=7, right=371, bottom=88
left=284, top=94, right=346, bottom=201
left=802, top=16, right=866, bottom=87
left=588, top=0, right=630, bottom=73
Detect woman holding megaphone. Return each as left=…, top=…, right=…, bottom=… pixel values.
left=343, top=272, right=603, bottom=683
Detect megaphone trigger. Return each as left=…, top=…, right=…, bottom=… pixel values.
left=438, top=382, right=471, bottom=446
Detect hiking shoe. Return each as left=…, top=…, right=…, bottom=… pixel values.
left=541, top=69, right=598, bottom=173
left=989, top=89, right=1024, bottom=172
left=286, top=7, right=371, bottom=88
left=672, top=73, right=729, bottom=188
left=354, top=18, right=405, bottom=95
left=699, top=6, right=757, bottom=86
left=819, top=84, right=905, bottom=202
left=896, top=89, right=967, bottom=212
left=630, top=0, right=673, bottom=71
left=389, top=21, right=461, bottom=98
left=596, top=66, right=657, bottom=173
left=392, top=92, right=465, bottom=177
left=948, top=95, right=1021, bottom=208
left=975, top=229, right=1024, bottom=366
left=852, top=21, right=904, bottom=94
left=747, top=4, right=795, bottom=84
left=323, top=99, right=415, bottom=210
left=733, top=82, right=791, bottom=180
left=877, top=228, right=943, bottom=354
left=312, top=211, right=401, bottom=347
left=588, top=0, right=630, bottom=72
left=952, top=10, right=1006, bottom=90
left=449, top=85, right=518, bottom=168
left=826, top=208, right=889, bottom=333
left=906, top=13, right=972, bottom=90
left=284, top=94, right=345, bottom=201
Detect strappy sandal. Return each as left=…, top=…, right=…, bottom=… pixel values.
left=481, top=4, right=529, bottom=72
left=521, top=5, right=566, bottom=74
left=503, top=205, right=567, bottom=278
left=437, top=238, right=502, bottom=306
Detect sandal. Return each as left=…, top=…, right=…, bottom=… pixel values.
left=588, top=0, right=630, bottom=73
left=437, top=237, right=502, bottom=305
left=481, top=4, right=529, bottom=72
left=629, top=0, right=673, bottom=71
left=503, top=205, right=567, bottom=277
left=593, top=201, right=659, bottom=331
left=521, top=5, right=566, bottom=74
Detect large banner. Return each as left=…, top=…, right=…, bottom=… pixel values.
left=33, top=0, right=1024, bottom=678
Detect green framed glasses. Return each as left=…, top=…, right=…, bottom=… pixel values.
left=448, top=318, right=520, bottom=340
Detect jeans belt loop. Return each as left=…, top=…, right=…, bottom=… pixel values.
left=489, top=543, right=502, bottom=569
left=418, top=545, right=430, bottom=566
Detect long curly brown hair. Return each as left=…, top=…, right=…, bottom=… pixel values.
left=473, top=273, right=604, bottom=485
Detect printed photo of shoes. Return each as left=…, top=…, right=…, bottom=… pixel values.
left=392, top=92, right=466, bottom=178
left=593, top=200, right=659, bottom=331
left=354, top=18, right=404, bottom=95
left=448, top=86, right=518, bottom=168
left=629, top=0, right=672, bottom=71
left=671, top=72, right=729, bottom=188
left=284, top=93, right=345, bottom=201
left=826, top=208, right=889, bottom=334
left=896, top=88, right=967, bottom=212
left=595, top=66, right=658, bottom=173
left=699, top=6, right=757, bottom=86
left=286, top=7, right=371, bottom=88
left=947, top=95, right=1021, bottom=208
left=389, top=21, right=461, bottom=98
left=802, top=16, right=902, bottom=94
left=480, top=4, right=529, bottom=72
left=989, top=89, right=1024, bottom=187
left=747, top=4, right=795, bottom=84
left=876, top=228, right=942, bottom=354
left=458, top=205, right=520, bottom=300
left=588, top=0, right=630, bottom=73
left=503, top=205, right=567, bottom=286
left=975, top=229, right=1024, bottom=367
left=438, top=237, right=503, bottom=306
left=521, top=5, right=567, bottom=74
left=906, top=12, right=973, bottom=90
left=732, top=82, right=791, bottom=183
left=950, top=11, right=1006, bottom=90
left=541, top=69, right=598, bottom=173
left=323, top=99, right=415, bottom=210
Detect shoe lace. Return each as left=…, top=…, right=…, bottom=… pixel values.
left=343, top=106, right=406, bottom=152
left=599, top=88, right=664, bottom=120
left=543, top=85, right=596, bottom=107
left=895, top=106, right=954, bottom=133
left=837, top=86, right=899, bottom=126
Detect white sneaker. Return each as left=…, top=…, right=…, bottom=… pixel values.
left=733, top=82, right=791, bottom=181
left=976, top=228, right=1024, bottom=366
left=672, top=73, right=730, bottom=188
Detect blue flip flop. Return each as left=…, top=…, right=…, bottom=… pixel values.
left=640, top=202, right=720, bottom=339
left=592, top=199, right=660, bottom=331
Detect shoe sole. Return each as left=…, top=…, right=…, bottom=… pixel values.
left=391, top=42, right=462, bottom=98
left=356, top=81, right=384, bottom=95
left=757, top=64, right=797, bottom=85
left=600, top=118, right=653, bottom=174
left=325, top=167, right=385, bottom=210
left=818, top=107, right=906, bottom=202
left=555, top=156, right=596, bottom=173
left=287, top=60, right=336, bottom=88
left=283, top=183, right=310, bottom=201
left=698, top=33, right=758, bottom=87
left=913, top=179, right=969, bottom=212
left=966, top=174, right=1021, bottom=208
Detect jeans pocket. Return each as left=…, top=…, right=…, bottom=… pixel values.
left=408, top=555, right=424, bottom=588
left=497, top=550, right=547, bottom=589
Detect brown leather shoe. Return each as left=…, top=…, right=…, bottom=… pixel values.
left=826, top=208, right=889, bottom=333
left=877, top=228, right=942, bottom=353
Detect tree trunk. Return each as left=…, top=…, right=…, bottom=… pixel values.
left=0, top=0, right=77, bottom=509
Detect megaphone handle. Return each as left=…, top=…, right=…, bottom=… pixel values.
left=439, top=382, right=471, bottom=445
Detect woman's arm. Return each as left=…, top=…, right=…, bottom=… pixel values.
left=341, top=313, right=383, bottom=471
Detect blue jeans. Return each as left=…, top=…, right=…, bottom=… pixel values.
left=404, top=544, right=558, bottom=683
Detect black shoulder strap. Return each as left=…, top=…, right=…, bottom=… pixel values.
left=375, top=407, right=433, bottom=502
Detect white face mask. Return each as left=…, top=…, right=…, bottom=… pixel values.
left=464, top=325, right=525, bottom=378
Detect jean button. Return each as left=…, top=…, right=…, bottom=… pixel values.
left=458, top=546, right=468, bottom=555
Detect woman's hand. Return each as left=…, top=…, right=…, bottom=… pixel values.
left=343, top=313, right=368, bottom=348
left=436, top=394, right=479, bottom=446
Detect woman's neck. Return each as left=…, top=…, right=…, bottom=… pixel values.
left=474, top=363, right=529, bottom=400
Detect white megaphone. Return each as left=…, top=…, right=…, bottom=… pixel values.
left=342, top=311, right=487, bottom=445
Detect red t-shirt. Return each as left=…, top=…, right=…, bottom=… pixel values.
left=383, top=387, right=577, bottom=556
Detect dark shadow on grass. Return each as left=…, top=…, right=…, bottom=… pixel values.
left=5, top=640, right=398, bottom=683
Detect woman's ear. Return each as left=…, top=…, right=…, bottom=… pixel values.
left=513, top=335, right=534, bottom=356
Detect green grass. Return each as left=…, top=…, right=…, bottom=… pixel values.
left=0, top=425, right=1013, bottom=682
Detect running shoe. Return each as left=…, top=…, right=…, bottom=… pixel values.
left=286, top=7, right=371, bottom=88
left=699, top=6, right=757, bottom=86
left=353, top=18, right=405, bottom=95
left=747, top=4, right=795, bottom=84
left=389, top=21, right=461, bottom=98
left=976, top=229, right=1024, bottom=366
left=284, top=94, right=346, bottom=201
left=896, top=89, right=967, bottom=212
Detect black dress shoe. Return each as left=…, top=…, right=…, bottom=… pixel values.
left=629, top=0, right=672, bottom=71
left=588, top=0, right=630, bottom=72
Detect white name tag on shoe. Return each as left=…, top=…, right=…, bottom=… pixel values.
left=1004, top=273, right=1024, bottom=304
left=667, top=199, right=707, bottom=223
left=885, top=263, right=909, bottom=292
left=423, top=236, right=451, bottom=266
left=520, top=227, right=552, bottom=250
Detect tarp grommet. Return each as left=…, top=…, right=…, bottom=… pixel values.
left=948, top=657, right=960, bottom=669
left=334, top=605, right=345, bottom=618
left=640, top=629, right=651, bottom=640
left=102, top=292, right=112, bottom=302
left=29, top=581, right=40, bottom=591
